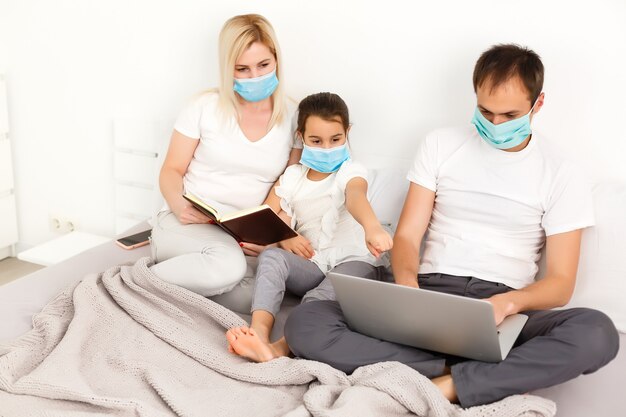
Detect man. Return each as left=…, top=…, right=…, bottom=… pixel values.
left=282, top=44, right=619, bottom=407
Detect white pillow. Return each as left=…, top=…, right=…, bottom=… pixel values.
left=367, top=168, right=409, bottom=233
left=564, top=182, right=626, bottom=333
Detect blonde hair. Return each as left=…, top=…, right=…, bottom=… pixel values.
left=216, top=14, right=286, bottom=128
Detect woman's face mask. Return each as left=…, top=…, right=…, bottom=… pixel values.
left=233, top=69, right=279, bottom=102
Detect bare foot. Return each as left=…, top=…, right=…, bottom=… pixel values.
left=226, top=327, right=282, bottom=363
left=431, top=374, right=458, bottom=403
left=225, top=326, right=247, bottom=354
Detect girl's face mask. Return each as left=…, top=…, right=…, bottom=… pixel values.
left=299, top=143, right=350, bottom=173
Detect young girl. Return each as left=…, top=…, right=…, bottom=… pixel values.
left=226, top=92, right=393, bottom=362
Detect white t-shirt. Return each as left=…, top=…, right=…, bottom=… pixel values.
left=173, top=92, right=301, bottom=214
left=408, top=125, right=594, bottom=289
left=276, top=161, right=387, bottom=273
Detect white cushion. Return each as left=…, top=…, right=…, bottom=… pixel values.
left=367, top=168, right=409, bottom=232
left=563, top=182, right=626, bottom=332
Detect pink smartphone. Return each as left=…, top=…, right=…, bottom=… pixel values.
left=115, top=229, right=152, bottom=250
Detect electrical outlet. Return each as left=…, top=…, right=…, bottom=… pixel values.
left=48, top=215, right=76, bottom=233
left=49, top=216, right=61, bottom=232
left=60, top=219, right=75, bottom=233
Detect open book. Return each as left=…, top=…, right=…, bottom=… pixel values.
left=183, top=193, right=297, bottom=246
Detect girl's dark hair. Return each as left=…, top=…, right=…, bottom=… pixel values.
left=473, top=44, right=544, bottom=103
left=296, top=92, right=350, bottom=134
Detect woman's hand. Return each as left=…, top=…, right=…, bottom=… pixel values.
left=365, top=225, right=393, bottom=258
left=239, top=242, right=275, bottom=257
left=278, top=235, right=315, bottom=259
left=173, top=202, right=213, bottom=225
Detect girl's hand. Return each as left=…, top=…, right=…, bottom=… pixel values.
left=239, top=242, right=275, bottom=257
left=365, top=225, right=393, bottom=258
left=279, top=235, right=315, bottom=259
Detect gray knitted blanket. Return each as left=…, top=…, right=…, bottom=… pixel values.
left=0, top=258, right=556, bottom=417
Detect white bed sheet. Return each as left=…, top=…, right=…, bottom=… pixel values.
left=0, top=226, right=152, bottom=342
left=1, top=224, right=622, bottom=417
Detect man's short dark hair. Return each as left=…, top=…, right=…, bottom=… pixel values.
left=473, top=44, right=544, bottom=103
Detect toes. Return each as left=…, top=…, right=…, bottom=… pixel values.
left=226, top=330, right=238, bottom=344
left=232, top=327, right=248, bottom=337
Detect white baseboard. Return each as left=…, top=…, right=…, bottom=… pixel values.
left=0, top=245, right=14, bottom=260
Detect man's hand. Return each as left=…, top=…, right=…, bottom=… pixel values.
left=364, top=225, right=393, bottom=258
left=279, top=235, right=315, bottom=259
left=395, top=277, right=419, bottom=289
left=485, top=292, right=517, bottom=325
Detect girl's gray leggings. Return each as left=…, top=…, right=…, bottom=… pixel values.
left=251, top=247, right=389, bottom=316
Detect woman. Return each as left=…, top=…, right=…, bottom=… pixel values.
left=150, top=14, right=301, bottom=312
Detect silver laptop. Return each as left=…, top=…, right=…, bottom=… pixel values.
left=329, top=272, right=528, bottom=362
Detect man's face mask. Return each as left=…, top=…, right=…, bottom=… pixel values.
left=471, top=101, right=537, bottom=150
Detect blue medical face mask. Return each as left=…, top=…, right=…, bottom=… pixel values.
left=471, top=102, right=536, bottom=150
left=233, top=69, right=279, bottom=102
left=300, top=143, right=350, bottom=173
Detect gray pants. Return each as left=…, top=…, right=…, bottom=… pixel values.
left=150, top=211, right=257, bottom=313
left=284, top=273, right=620, bottom=408
left=251, top=247, right=389, bottom=316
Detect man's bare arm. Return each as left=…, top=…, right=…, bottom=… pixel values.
left=487, top=229, right=582, bottom=324
left=391, top=183, right=436, bottom=287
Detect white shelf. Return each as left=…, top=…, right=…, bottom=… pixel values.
left=113, top=118, right=163, bottom=234
left=17, top=232, right=111, bottom=266
left=0, top=74, right=18, bottom=260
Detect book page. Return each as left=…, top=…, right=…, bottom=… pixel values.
left=183, top=193, right=250, bottom=222
left=183, top=193, right=220, bottom=219
left=219, top=204, right=271, bottom=222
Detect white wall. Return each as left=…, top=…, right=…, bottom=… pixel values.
left=2, top=0, right=625, bottom=248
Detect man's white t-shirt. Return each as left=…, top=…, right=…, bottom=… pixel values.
left=407, top=125, right=594, bottom=289
left=173, top=92, right=301, bottom=214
